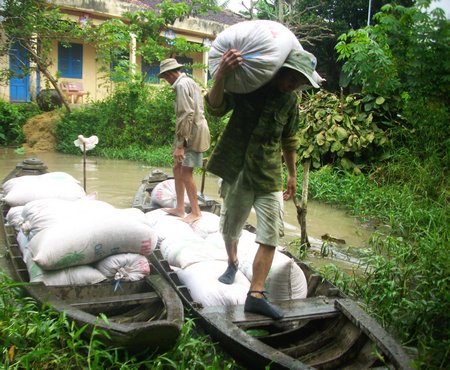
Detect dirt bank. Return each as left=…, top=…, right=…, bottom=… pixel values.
left=22, top=110, right=62, bottom=153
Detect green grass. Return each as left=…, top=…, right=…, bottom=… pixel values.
left=301, top=165, right=449, bottom=369
left=0, top=272, right=241, bottom=369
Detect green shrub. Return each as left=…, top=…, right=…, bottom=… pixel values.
left=0, top=101, right=41, bottom=145
left=55, top=82, right=175, bottom=155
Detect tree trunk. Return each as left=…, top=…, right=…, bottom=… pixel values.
left=294, top=159, right=311, bottom=250
left=26, top=43, right=71, bottom=113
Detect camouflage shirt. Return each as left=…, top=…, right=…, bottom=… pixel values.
left=205, top=84, right=300, bottom=194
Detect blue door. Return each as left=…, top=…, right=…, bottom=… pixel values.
left=9, top=42, right=30, bottom=102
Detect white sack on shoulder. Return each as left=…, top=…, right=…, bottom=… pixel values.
left=25, top=253, right=106, bottom=286
left=96, top=253, right=150, bottom=281
left=2, top=172, right=86, bottom=206
left=177, top=260, right=250, bottom=306
left=29, top=209, right=158, bottom=270
left=209, top=20, right=302, bottom=93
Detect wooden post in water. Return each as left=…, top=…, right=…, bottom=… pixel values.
left=294, top=160, right=311, bottom=250
left=83, top=143, right=86, bottom=191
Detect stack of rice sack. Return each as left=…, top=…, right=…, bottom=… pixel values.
left=145, top=207, right=307, bottom=307
left=3, top=172, right=157, bottom=286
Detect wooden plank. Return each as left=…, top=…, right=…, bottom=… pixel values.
left=69, top=291, right=159, bottom=310
left=336, top=299, right=413, bottom=370
left=201, top=296, right=339, bottom=325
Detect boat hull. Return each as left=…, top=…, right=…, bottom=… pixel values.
left=1, top=160, right=184, bottom=353
left=149, top=240, right=413, bottom=369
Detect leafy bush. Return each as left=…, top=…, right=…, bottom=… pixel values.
left=306, top=166, right=449, bottom=369
left=0, top=101, right=41, bottom=145
left=298, top=91, right=400, bottom=173
left=55, top=82, right=175, bottom=155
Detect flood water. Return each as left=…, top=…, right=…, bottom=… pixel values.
left=0, top=147, right=373, bottom=270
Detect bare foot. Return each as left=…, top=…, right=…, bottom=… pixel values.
left=182, top=213, right=202, bottom=224
left=162, top=208, right=185, bottom=217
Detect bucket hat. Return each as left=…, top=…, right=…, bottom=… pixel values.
left=282, top=49, right=320, bottom=88
left=158, top=58, right=184, bottom=77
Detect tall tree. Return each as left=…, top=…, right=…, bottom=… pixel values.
left=0, top=0, right=220, bottom=111
left=252, top=0, right=414, bottom=90
left=0, top=0, right=84, bottom=111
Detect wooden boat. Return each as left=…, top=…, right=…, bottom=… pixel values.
left=132, top=168, right=221, bottom=215
left=134, top=170, right=414, bottom=369
left=1, top=158, right=184, bottom=353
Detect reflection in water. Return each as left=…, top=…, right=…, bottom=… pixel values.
left=0, top=148, right=373, bottom=266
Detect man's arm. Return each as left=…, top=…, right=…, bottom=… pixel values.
left=282, top=148, right=297, bottom=201
left=207, top=49, right=243, bottom=108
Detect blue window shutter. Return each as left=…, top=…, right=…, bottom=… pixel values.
left=142, top=61, right=160, bottom=83
left=58, top=43, right=83, bottom=78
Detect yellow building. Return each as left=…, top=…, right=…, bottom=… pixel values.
left=1, top=0, right=244, bottom=103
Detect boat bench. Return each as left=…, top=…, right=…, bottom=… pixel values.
left=201, top=296, right=340, bottom=324
left=60, top=81, right=87, bottom=104
left=69, top=292, right=159, bottom=310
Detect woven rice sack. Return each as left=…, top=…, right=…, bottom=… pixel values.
left=238, top=244, right=307, bottom=301
left=2, top=172, right=85, bottom=206
left=190, top=211, right=220, bottom=239
left=5, top=206, right=24, bottom=230
left=208, top=20, right=302, bottom=93
left=150, top=179, right=189, bottom=208
left=29, top=208, right=157, bottom=270
left=177, top=260, right=250, bottom=306
left=25, top=253, right=106, bottom=286
left=96, top=253, right=150, bottom=282
left=160, top=235, right=227, bottom=269
left=21, top=198, right=114, bottom=239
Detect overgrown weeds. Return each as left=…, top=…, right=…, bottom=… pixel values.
left=304, top=166, right=449, bottom=369
left=0, top=272, right=241, bottom=369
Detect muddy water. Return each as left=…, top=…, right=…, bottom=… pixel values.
left=0, top=148, right=373, bottom=271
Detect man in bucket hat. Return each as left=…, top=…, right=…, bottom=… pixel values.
left=158, top=58, right=210, bottom=223
left=205, top=48, right=322, bottom=320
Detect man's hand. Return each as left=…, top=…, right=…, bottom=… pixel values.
left=215, top=49, right=244, bottom=80
left=283, top=175, right=296, bottom=201
left=173, top=147, right=185, bottom=164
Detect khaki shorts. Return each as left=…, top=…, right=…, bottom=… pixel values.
left=219, top=172, right=284, bottom=247
left=182, top=150, right=203, bottom=168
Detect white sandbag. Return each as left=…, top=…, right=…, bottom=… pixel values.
left=150, top=179, right=189, bottom=208
left=2, top=172, right=86, bottom=206
left=25, top=253, right=106, bottom=286
left=5, top=206, right=24, bottom=230
left=96, top=253, right=150, bottom=281
left=177, top=260, right=250, bottom=306
left=208, top=230, right=307, bottom=300
left=29, top=208, right=158, bottom=270
left=16, top=230, right=29, bottom=259
left=190, top=212, right=220, bottom=239
left=205, top=229, right=258, bottom=250
left=144, top=210, right=196, bottom=241
left=160, top=235, right=228, bottom=269
left=238, top=246, right=307, bottom=301
left=21, top=198, right=115, bottom=239
left=209, top=20, right=302, bottom=93
left=2, top=172, right=79, bottom=194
